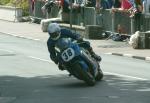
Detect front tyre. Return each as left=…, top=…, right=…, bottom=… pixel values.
left=75, top=64, right=96, bottom=86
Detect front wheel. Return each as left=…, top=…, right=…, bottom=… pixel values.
left=74, top=64, right=96, bottom=86
left=85, top=72, right=96, bottom=86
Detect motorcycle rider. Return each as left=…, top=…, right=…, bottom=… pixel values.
left=47, top=23, right=101, bottom=70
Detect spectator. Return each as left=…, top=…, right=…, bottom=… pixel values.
left=96, top=0, right=114, bottom=9
left=113, top=0, right=121, bottom=8
left=126, top=0, right=137, bottom=17
left=57, top=0, right=86, bottom=24
left=60, top=0, right=86, bottom=13
left=96, top=0, right=101, bottom=9
left=29, top=0, right=35, bottom=15
left=134, top=0, right=143, bottom=12
left=112, top=0, right=132, bottom=12
left=41, top=0, right=61, bottom=18
left=133, top=0, right=144, bottom=31
left=108, top=0, right=114, bottom=8
left=87, top=0, right=96, bottom=7
left=41, top=0, right=53, bottom=15
left=61, top=0, right=70, bottom=13
left=120, top=0, right=132, bottom=10
left=143, top=0, right=150, bottom=13
left=71, top=0, right=86, bottom=13
left=128, top=0, right=135, bottom=6
left=96, top=0, right=114, bottom=28
left=101, top=0, right=111, bottom=9
left=32, top=0, right=35, bottom=12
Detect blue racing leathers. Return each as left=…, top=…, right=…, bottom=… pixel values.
left=47, top=28, right=91, bottom=64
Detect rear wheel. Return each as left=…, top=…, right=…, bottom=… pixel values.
left=95, top=68, right=103, bottom=81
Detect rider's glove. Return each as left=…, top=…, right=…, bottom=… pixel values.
left=58, top=64, right=65, bottom=70
left=53, top=58, right=59, bottom=64
left=77, top=36, right=83, bottom=43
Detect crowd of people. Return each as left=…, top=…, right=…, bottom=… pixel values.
left=27, top=0, right=150, bottom=23
left=30, top=0, right=150, bottom=39
left=39, top=0, right=150, bottom=17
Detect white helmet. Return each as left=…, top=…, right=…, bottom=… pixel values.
left=48, top=23, right=61, bottom=40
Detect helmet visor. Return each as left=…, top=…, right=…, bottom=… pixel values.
left=50, top=32, right=60, bottom=40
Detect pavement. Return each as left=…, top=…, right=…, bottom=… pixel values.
left=0, top=20, right=150, bottom=61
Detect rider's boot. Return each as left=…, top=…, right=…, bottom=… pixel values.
left=88, top=47, right=102, bottom=62
left=58, top=64, right=66, bottom=70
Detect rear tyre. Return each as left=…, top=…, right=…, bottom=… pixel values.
left=95, top=68, right=103, bottom=81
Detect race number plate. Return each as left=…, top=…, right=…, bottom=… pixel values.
left=61, top=48, right=75, bottom=62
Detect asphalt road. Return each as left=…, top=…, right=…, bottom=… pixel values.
left=0, top=33, right=150, bottom=103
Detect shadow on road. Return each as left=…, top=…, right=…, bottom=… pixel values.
left=0, top=74, right=150, bottom=103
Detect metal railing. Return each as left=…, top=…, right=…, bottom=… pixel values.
left=29, top=1, right=150, bottom=34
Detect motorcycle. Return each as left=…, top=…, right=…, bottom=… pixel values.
left=55, top=38, right=103, bottom=86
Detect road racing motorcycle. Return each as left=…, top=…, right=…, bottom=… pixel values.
left=55, top=38, right=103, bottom=86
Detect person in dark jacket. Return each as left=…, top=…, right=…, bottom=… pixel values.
left=47, top=23, right=101, bottom=70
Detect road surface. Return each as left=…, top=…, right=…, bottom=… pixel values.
left=0, top=33, right=150, bottom=103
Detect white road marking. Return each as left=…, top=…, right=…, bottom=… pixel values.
left=104, top=72, right=148, bottom=81
left=28, top=56, right=53, bottom=63
left=28, top=56, right=149, bottom=81
left=0, top=49, right=14, bottom=53
left=146, top=57, right=150, bottom=61
left=8, top=34, right=41, bottom=41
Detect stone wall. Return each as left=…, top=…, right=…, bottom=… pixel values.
left=0, top=5, right=22, bottom=22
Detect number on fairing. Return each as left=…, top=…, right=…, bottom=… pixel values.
left=61, top=48, right=75, bottom=62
